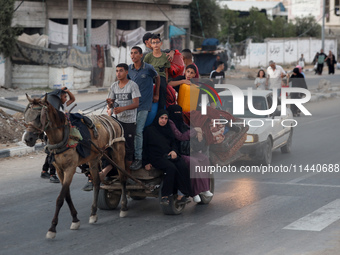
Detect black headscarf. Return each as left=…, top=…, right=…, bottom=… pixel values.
left=291, top=68, right=308, bottom=89
left=167, top=104, right=189, bottom=133
left=292, top=68, right=304, bottom=78
left=152, top=109, right=174, bottom=139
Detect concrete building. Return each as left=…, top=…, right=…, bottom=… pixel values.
left=1, top=0, right=192, bottom=88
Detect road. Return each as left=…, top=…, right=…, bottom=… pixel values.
left=1, top=96, right=339, bottom=255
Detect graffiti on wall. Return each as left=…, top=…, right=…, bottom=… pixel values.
left=269, top=45, right=281, bottom=56
left=285, top=42, right=295, bottom=55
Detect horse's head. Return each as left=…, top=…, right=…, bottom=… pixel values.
left=23, top=94, right=49, bottom=147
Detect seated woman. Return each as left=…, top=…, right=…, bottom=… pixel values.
left=168, top=105, right=213, bottom=203
left=288, top=67, right=308, bottom=117
left=143, top=109, right=191, bottom=205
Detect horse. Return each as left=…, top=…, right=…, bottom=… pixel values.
left=23, top=94, right=128, bottom=239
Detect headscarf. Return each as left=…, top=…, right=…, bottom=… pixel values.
left=167, top=104, right=188, bottom=133
left=292, top=67, right=304, bottom=78
left=152, top=109, right=174, bottom=139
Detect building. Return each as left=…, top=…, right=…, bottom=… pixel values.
left=1, top=0, right=192, bottom=88
left=217, top=1, right=288, bottom=20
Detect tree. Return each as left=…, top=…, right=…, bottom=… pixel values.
left=0, top=0, right=22, bottom=58
left=294, top=16, right=321, bottom=38
left=189, top=0, right=222, bottom=47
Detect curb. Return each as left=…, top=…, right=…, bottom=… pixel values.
left=1, top=87, right=109, bottom=102
left=0, top=142, right=45, bottom=159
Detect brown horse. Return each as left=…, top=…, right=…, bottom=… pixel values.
left=23, top=94, right=128, bottom=239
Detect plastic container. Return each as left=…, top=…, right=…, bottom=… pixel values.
left=177, top=84, right=200, bottom=112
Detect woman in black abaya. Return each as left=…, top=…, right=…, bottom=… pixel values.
left=142, top=109, right=191, bottom=205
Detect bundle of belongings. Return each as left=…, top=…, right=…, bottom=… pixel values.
left=186, top=106, right=249, bottom=165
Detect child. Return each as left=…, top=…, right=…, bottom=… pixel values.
left=144, top=34, right=171, bottom=110
left=168, top=64, right=198, bottom=93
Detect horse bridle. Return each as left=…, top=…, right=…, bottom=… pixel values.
left=24, top=103, right=47, bottom=135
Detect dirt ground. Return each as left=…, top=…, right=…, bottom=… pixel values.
left=0, top=109, right=26, bottom=146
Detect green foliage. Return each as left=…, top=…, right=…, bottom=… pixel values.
left=294, top=16, right=321, bottom=37
left=189, top=0, right=222, bottom=46
left=217, top=9, right=321, bottom=44
left=0, top=0, right=22, bottom=58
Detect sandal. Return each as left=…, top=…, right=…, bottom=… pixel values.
left=176, top=196, right=190, bottom=205
left=160, top=197, right=169, bottom=206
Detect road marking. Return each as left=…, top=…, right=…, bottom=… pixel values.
left=208, top=195, right=296, bottom=226
left=106, top=223, right=194, bottom=255
left=217, top=179, right=340, bottom=189
left=287, top=172, right=319, bottom=183
left=283, top=199, right=340, bottom=231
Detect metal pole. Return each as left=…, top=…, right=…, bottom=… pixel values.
left=68, top=0, right=73, bottom=48
left=86, top=0, right=92, bottom=53
left=322, top=0, right=325, bottom=50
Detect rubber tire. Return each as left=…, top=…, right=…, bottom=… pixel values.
left=130, top=196, right=147, bottom=200
left=281, top=129, right=293, bottom=153
left=97, top=189, right=121, bottom=210
left=259, top=137, right=272, bottom=165
left=159, top=182, right=185, bottom=215
left=198, top=174, right=215, bottom=205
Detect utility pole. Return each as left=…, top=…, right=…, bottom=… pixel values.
left=321, top=0, right=325, bottom=50
left=68, top=0, right=73, bottom=48
left=86, top=0, right=92, bottom=53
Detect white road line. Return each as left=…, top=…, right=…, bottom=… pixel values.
left=283, top=199, right=340, bottom=231
left=106, top=223, right=194, bottom=255
left=287, top=172, right=319, bottom=183
left=217, top=179, right=340, bottom=188
left=208, top=195, right=296, bottom=226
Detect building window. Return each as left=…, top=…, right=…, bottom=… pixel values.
left=117, top=20, right=139, bottom=30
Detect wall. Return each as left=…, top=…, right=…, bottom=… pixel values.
left=239, top=38, right=338, bottom=68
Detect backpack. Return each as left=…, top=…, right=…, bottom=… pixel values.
left=166, top=85, right=177, bottom=108
left=169, top=50, right=185, bottom=78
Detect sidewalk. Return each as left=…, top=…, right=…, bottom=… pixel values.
left=1, top=73, right=340, bottom=159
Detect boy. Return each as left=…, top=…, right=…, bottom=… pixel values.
left=210, top=61, right=225, bottom=83
left=143, top=34, right=171, bottom=110
left=100, top=63, right=141, bottom=180
left=128, top=46, right=160, bottom=171
left=181, top=49, right=200, bottom=78
left=168, top=64, right=198, bottom=93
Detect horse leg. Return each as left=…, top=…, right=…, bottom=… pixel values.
left=65, top=188, right=80, bottom=230
left=89, top=160, right=101, bottom=224
left=46, top=184, right=69, bottom=239
left=115, top=142, right=128, bottom=218
left=120, top=179, right=128, bottom=218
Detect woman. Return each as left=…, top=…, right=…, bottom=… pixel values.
left=168, top=105, right=213, bottom=203
left=143, top=109, right=191, bottom=205
left=254, top=69, right=268, bottom=90
left=325, top=51, right=336, bottom=75
left=288, top=68, right=308, bottom=117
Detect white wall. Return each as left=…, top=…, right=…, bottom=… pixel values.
left=239, top=38, right=338, bottom=68
left=0, top=55, right=5, bottom=86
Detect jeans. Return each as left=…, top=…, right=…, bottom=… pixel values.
left=134, top=110, right=149, bottom=160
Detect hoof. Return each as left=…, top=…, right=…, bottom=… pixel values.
left=46, top=231, right=56, bottom=239
left=70, top=221, right=80, bottom=230
left=89, top=215, right=98, bottom=224
left=119, top=210, right=128, bottom=218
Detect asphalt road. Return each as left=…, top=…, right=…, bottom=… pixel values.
left=1, top=97, right=340, bottom=255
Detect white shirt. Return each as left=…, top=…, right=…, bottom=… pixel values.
left=266, top=65, right=286, bottom=89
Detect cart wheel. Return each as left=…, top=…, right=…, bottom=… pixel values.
left=130, top=196, right=146, bottom=200
left=98, top=189, right=121, bottom=210
left=198, top=173, right=215, bottom=205
left=159, top=182, right=185, bottom=215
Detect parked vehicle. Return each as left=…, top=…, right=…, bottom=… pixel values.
left=218, top=89, right=294, bottom=165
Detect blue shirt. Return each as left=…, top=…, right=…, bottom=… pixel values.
left=128, top=62, right=158, bottom=112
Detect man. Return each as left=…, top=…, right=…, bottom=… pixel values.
left=40, top=86, right=75, bottom=183
left=104, top=63, right=141, bottom=175
left=181, top=49, right=200, bottom=78
left=210, top=60, right=225, bottom=83
left=316, top=49, right=327, bottom=75
left=266, top=60, right=286, bottom=96
left=128, top=46, right=160, bottom=171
